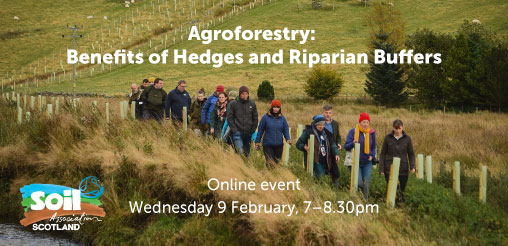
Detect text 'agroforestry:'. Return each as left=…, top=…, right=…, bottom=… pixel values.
left=67, top=49, right=441, bottom=68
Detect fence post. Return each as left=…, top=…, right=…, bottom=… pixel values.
left=55, top=99, right=59, bottom=114
left=417, top=154, right=424, bottom=179
left=182, top=106, right=188, bottom=130
left=351, top=143, right=360, bottom=193
left=30, top=96, right=35, bottom=110
left=130, top=102, right=135, bottom=118
left=123, top=101, right=129, bottom=118
left=47, top=104, right=53, bottom=118
left=17, top=107, right=22, bottom=124
left=479, top=165, right=487, bottom=204
left=282, top=127, right=291, bottom=166
left=120, top=101, right=125, bottom=119
left=38, top=95, right=42, bottom=111
left=425, top=155, right=432, bottom=183
left=106, top=102, right=110, bottom=123
left=386, top=157, right=401, bottom=208
left=16, top=94, right=20, bottom=108
left=23, top=95, right=27, bottom=109
left=307, top=134, right=314, bottom=175
left=453, top=161, right=461, bottom=195
left=42, top=96, right=46, bottom=110
left=297, top=124, right=303, bottom=167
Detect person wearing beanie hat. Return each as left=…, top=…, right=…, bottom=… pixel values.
left=228, top=91, right=237, bottom=102
left=255, top=99, right=291, bottom=168
left=296, top=114, right=341, bottom=188
left=344, top=112, right=377, bottom=200
left=228, top=85, right=258, bottom=157
left=148, top=77, right=156, bottom=85
left=201, top=85, right=223, bottom=131
left=239, top=85, right=249, bottom=95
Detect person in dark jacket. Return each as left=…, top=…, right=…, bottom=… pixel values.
left=344, top=112, right=376, bottom=200
left=210, top=92, right=228, bottom=138
left=379, top=119, right=415, bottom=204
left=254, top=100, right=291, bottom=168
left=322, top=104, right=342, bottom=150
left=296, top=115, right=340, bottom=187
left=128, top=83, right=143, bottom=119
left=227, top=86, right=258, bottom=157
left=139, top=78, right=167, bottom=123
left=165, top=80, right=191, bottom=124
left=190, top=88, right=207, bottom=134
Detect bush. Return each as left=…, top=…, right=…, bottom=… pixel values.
left=304, top=66, right=344, bottom=100
left=257, top=80, right=275, bottom=101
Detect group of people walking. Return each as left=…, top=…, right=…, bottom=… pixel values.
left=128, top=78, right=415, bottom=203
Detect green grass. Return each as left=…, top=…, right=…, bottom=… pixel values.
left=4, top=0, right=508, bottom=96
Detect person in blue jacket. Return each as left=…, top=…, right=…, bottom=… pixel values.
left=254, top=100, right=291, bottom=168
left=344, top=112, right=376, bottom=200
left=201, top=85, right=224, bottom=134
left=165, top=80, right=191, bottom=124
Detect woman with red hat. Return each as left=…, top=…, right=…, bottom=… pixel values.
left=254, top=99, right=291, bottom=168
left=344, top=112, right=377, bottom=200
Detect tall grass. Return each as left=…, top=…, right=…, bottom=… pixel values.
left=0, top=97, right=506, bottom=245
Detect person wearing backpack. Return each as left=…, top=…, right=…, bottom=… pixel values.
left=139, top=78, right=167, bottom=123
left=254, top=100, right=291, bottom=168
left=379, top=119, right=415, bottom=204
left=344, top=112, right=376, bottom=200
left=296, top=115, right=340, bottom=188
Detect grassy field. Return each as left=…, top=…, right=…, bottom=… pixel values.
left=4, top=0, right=508, bottom=96
left=2, top=1, right=508, bottom=244
left=0, top=96, right=506, bottom=245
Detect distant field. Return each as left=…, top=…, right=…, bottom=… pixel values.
left=3, top=0, right=508, bottom=96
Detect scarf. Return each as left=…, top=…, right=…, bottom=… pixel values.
left=354, top=123, right=371, bottom=155
left=269, top=108, right=282, bottom=118
left=216, top=100, right=227, bottom=121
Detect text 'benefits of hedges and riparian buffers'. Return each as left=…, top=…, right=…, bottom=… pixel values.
left=128, top=178, right=379, bottom=217
left=67, top=26, right=441, bottom=68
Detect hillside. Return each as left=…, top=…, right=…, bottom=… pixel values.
left=2, top=0, right=507, bottom=95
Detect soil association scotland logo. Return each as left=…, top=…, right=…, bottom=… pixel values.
left=19, top=176, right=106, bottom=230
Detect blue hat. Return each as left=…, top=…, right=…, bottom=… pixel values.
left=313, top=114, right=326, bottom=125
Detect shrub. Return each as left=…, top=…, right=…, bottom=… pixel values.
left=304, top=66, right=344, bottom=100
left=257, top=80, right=275, bottom=101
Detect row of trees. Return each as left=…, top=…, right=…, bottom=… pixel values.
left=365, top=3, right=508, bottom=110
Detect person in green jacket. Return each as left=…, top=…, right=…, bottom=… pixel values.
left=210, top=92, right=228, bottom=138
left=190, top=88, right=208, bottom=135
left=139, top=78, right=167, bottom=123
left=296, top=115, right=341, bottom=188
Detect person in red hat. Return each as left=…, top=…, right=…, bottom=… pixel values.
left=254, top=99, right=291, bottom=168
left=201, top=85, right=225, bottom=136
left=344, top=112, right=376, bottom=200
